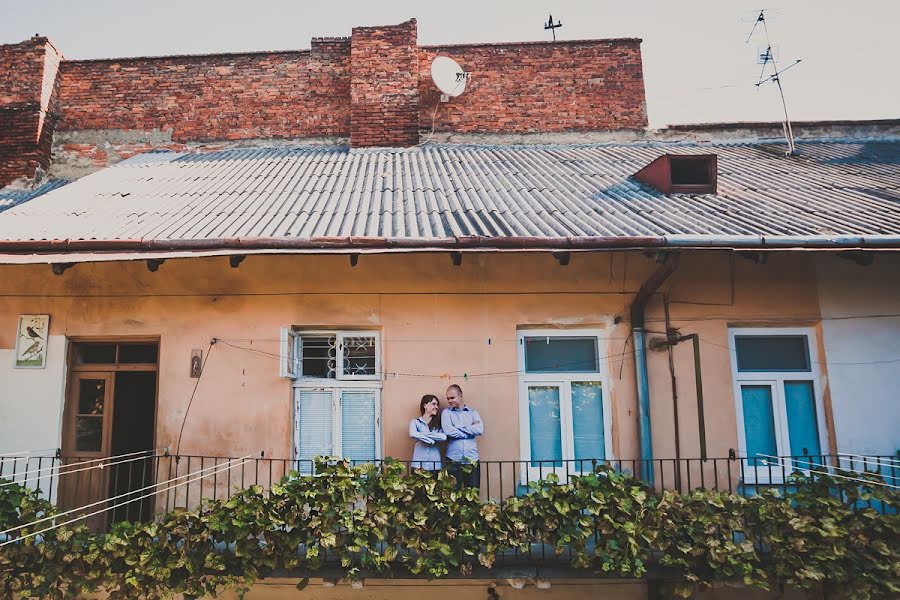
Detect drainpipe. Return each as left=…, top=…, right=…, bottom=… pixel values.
left=629, top=253, right=680, bottom=484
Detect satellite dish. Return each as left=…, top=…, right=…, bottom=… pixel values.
left=431, top=56, right=468, bottom=99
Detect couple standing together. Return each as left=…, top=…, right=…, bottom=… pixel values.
left=408, top=384, right=483, bottom=489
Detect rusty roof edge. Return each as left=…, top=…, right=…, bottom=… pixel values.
left=0, top=235, right=898, bottom=255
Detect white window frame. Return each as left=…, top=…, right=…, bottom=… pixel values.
left=517, top=328, right=614, bottom=484
left=728, top=327, right=829, bottom=484
left=280, top=329, right=381, bottom=382
left=281, top=327, right=383, bottom=464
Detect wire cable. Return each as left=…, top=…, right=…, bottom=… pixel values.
left=759, top=455, right=900, bottom=490
left=0, top=457, right=254, bottom=547
left=0, top=455, right=253, bottom=538
left=175, top=340, right=215, bottom=457
left=0, top=449, right=162, bottom=487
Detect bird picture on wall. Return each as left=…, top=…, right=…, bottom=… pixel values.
left=14, top=314, right=50, bottom=368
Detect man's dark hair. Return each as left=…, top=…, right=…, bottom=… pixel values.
left=447, top=384, right=463, bottom=396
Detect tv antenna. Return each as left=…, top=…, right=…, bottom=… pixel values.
left=747, top=9, right=802, bottom=155
left=544, top=14, right=563, bottom=41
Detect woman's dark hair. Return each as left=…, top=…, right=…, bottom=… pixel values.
left=419, top=394, right=441, bottom=430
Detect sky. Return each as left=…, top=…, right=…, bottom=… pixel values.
left=1, top=0, right=897, bottom=128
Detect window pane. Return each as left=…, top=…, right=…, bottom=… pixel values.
left=342, top=336, right=377, bottom=377
left=118, top=344, right=158, bottom=364
left=75, top=344, right=116, bottom=364
left=524, top=336, right=598, bottom=372
left=784, top=381, right=821, bottom=461
left=75, top=416, right=103, bottom=452
left=741, top=385, right=778, bottom=466
left=77, top=379, right=106, bottom=415
left=528, top=385, right=562, bottom=467
left=735, top=336, right=810, bottom=372
left=300, top=336, right=336, bottom=379
left=572, top=382, right=605, bottom=462
left=296, top=390, right=333, bottom=474
left=341, top=391, right=376, bottom=463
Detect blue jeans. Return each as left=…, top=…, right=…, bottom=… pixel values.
left=447, top=460, right=480, bottom=491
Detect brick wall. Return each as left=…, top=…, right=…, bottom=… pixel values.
left=0, top=37, right=62, bottom=186
left=58, top=41, right=350, bottom=141
left=350, top=19, right=419, bottom=147
left=0, top=21, right=648, bottom=183
left=418, top=40, right=647, bottom=134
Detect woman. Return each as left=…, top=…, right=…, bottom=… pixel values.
left=409, top=394, right=447, bottom=472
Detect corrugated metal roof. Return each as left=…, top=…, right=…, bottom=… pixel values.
left=0, top=142, right=898, bottom=249
left=0, top=179, right=71, bottom=213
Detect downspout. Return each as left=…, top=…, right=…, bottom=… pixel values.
left=629, top=253, right=680, bottom=484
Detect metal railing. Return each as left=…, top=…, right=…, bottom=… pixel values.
left=1, top=452, right=895, bottom=567
left=2, top=452, right=896, bottom=518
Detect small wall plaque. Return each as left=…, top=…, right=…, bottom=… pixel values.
left=14, top=314, right=50, bottom=369
left=190, top=349, right=203, bottom=378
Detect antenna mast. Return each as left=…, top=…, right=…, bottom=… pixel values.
left=747, top=9, right=802, bottom=155
left=544, top=14, right=563, bottom=41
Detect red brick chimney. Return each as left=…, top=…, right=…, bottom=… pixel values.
left=350, top=19, right=420, bottom=147
left=0, top=36, right=62, bottom=186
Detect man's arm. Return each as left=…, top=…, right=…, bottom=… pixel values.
left=467, top=410, right=484, bottom=437
left=441, top=410, right=469, bottom=439
left=409, top=419, right=434, bottom=444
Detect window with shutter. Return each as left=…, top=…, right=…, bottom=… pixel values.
left=286, top=329, right=382, bottom=466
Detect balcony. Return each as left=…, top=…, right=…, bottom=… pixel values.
left=1, top=453, right=896, bottom=598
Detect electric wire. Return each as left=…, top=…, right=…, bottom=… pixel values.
left=0, top=449, right=162, bottom=487
left=0, top=457, right=255, bottom=547
left=0, top=455, right=253, bottom=537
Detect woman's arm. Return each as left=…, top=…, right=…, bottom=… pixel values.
left=409, top=419, right=434, bottom=444
left=426, top=429, right=447, bottom=442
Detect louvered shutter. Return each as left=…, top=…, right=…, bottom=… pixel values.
left=295, top=389, right=333, bottom=474
left=340, top=390, right=377, bottom=463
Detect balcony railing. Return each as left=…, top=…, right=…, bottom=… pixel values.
left=2, top=452, right=896, bottom=525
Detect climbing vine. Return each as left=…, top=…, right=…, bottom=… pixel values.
left=1, top=460, right=897, bottom=599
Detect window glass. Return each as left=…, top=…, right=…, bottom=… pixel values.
left=735, top=336, right=810, bottom=372
left=296, top=390, right=333, bottom=473
left=524, top=337, right=598, bottom=372
left=670, top=156, right=711, bottom=185
left=342, top=336, right=377, bottom=377
left=741, top=385, right=778, bottom=466
left=784, top=381, right=821, bottom=461
left=341, top=391, right=376, bottom=463
left=528, top=385, right=563, bottom=467
left=571, top=382, right=605, bottom=462
left=118, top=344, right=158, bottom=364
left=300, top=336, right=336, bottom=378
left=75, top=344, right=117, bottom=365
left=77, top=378, right=106, bottom=414
left=75, top=417, right=103, bottom=452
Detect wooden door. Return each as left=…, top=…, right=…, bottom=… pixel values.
left=59, top=372, right=114, bottom=530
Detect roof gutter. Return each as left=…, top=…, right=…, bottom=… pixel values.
left=0, top=234, right=898, bottom=254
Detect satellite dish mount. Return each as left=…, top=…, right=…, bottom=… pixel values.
left=431, top=56, right=470, bottom=102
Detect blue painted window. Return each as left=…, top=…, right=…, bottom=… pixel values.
left=572, top=382, right=605, bottom=463
left=740, top=385, right=778, bottom=466
left=528, top=385, right=563, bottom=467
left=784, top=381, right=821, bottom=461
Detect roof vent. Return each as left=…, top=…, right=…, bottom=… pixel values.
left=634, top=154, right=717, bottom=194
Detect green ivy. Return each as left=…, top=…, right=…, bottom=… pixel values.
left=1, top=460, right=897, bottom=599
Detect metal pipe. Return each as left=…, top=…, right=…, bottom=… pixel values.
left=629, top=254, right=680, bottom=484
left=688, top=334, right=708, bottom=461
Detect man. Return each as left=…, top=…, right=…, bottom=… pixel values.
left=440, top=384, right=484, bottom=490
